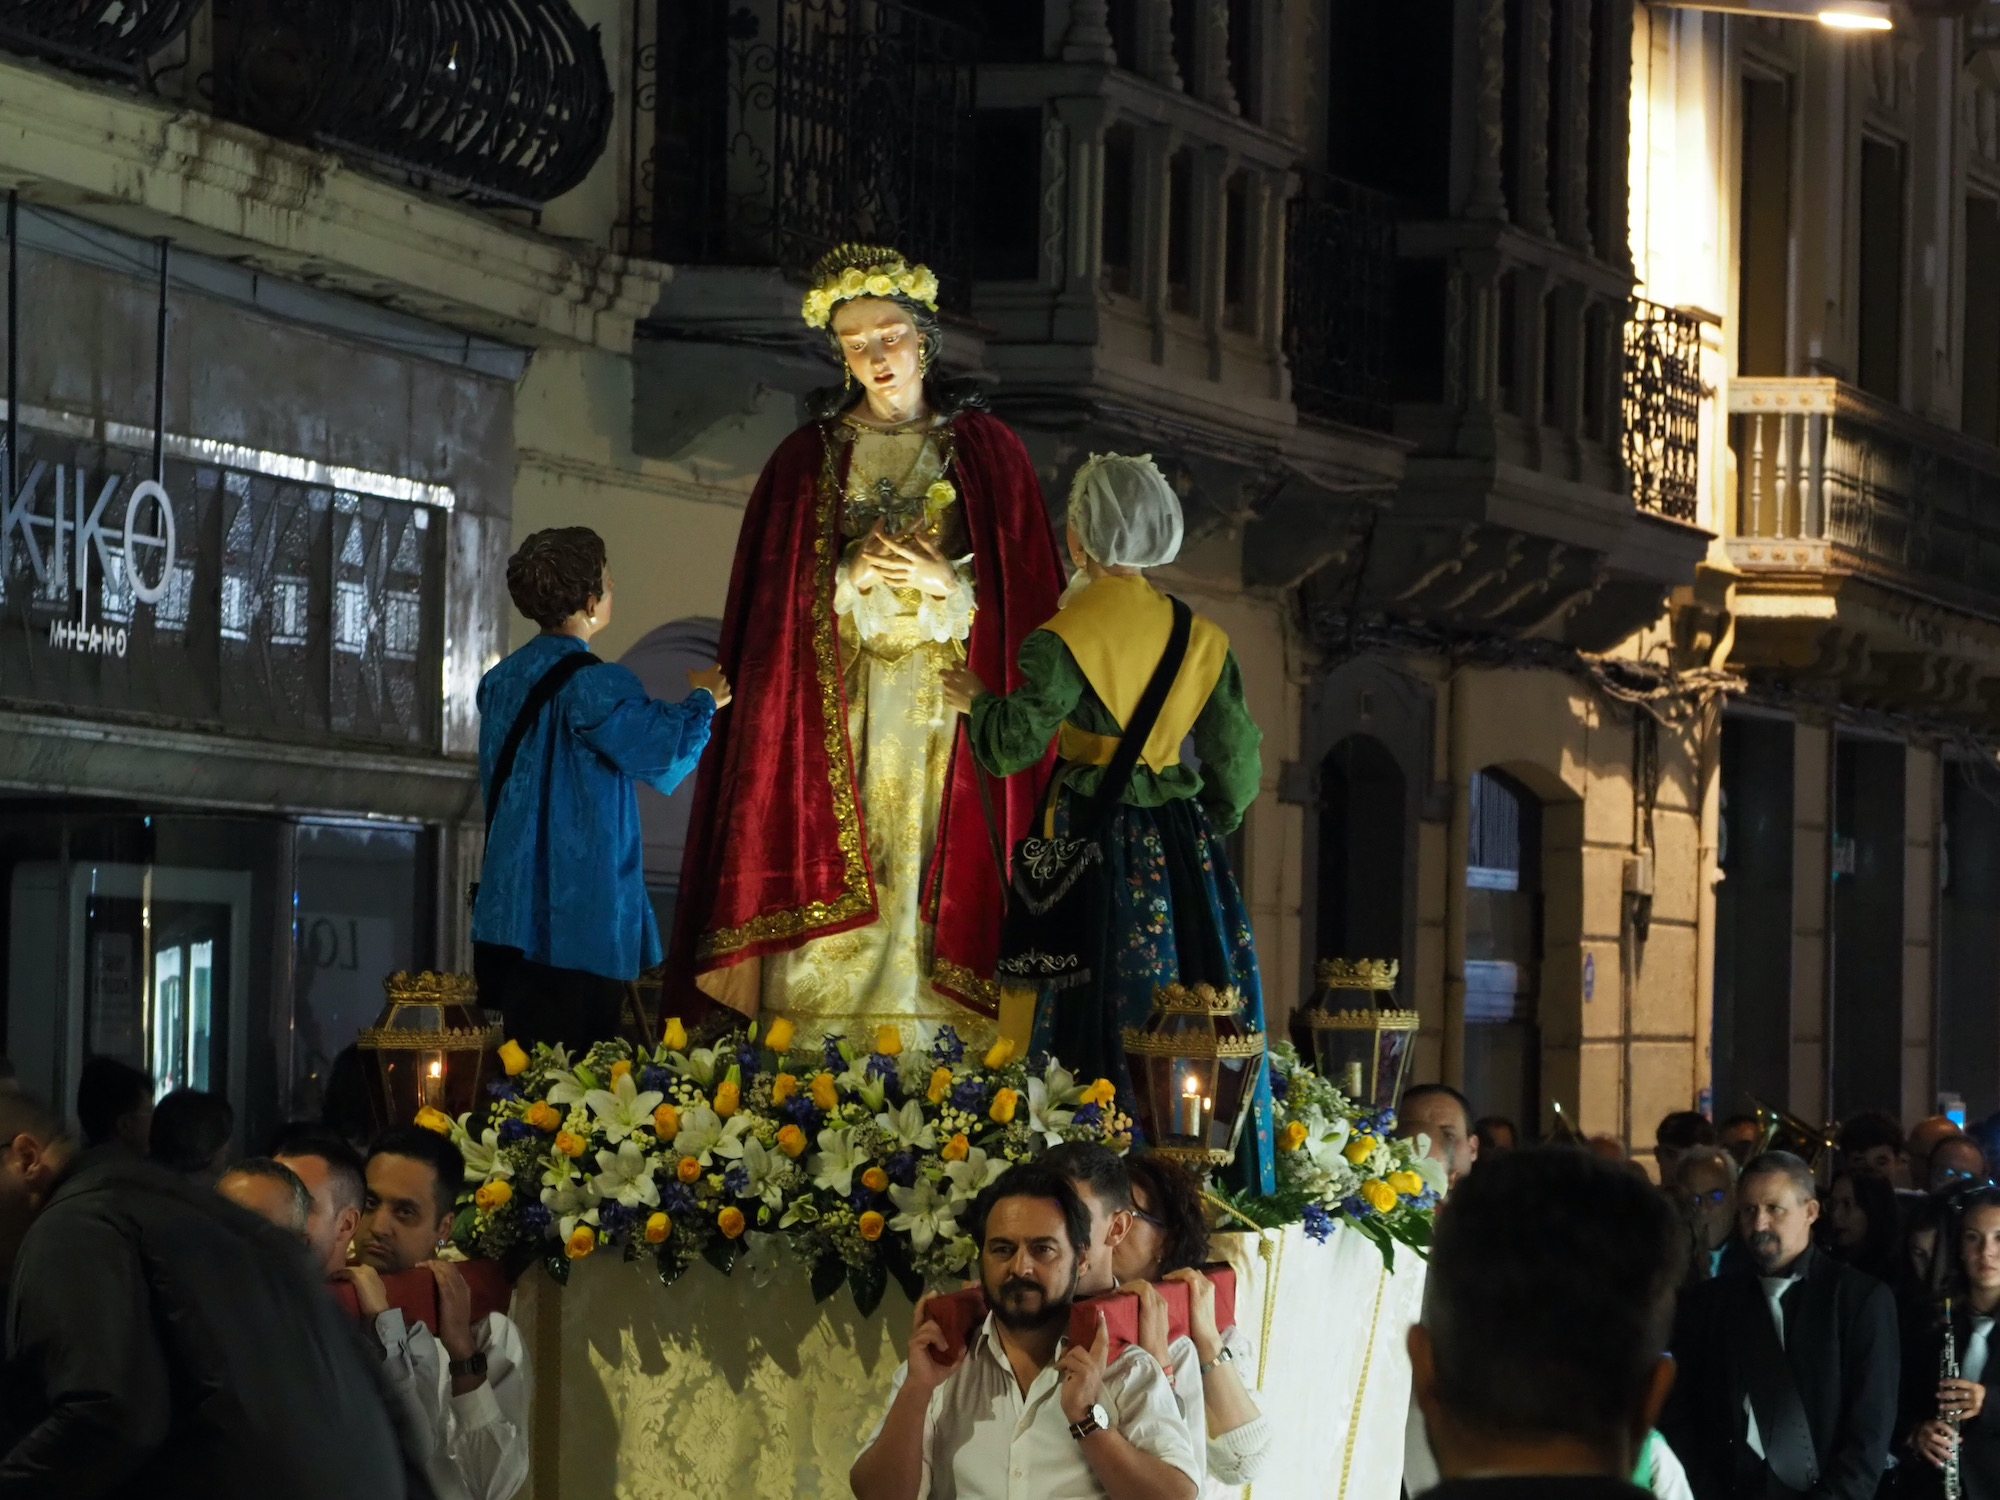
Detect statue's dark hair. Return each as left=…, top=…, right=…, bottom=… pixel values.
left=507, top=527, right=606, bottom=630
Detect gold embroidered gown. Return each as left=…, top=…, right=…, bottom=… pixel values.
left=759, top=416, right=978, bottom=1038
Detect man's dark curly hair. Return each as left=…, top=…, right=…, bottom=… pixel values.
left=1124, top=1151, right=1212, bottom=1276
left=507, top=527, right=606, bottom=630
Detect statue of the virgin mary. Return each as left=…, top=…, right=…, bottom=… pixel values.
left=667, top=245, right=1065, bottom=1040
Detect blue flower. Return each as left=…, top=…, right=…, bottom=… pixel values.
left=1302, top=1203, right=1333, bottom=1243
left=782, top=1096, right=823, bottom=1133
left=638, top=1065, right=672, bottom=1095
left=849, top=1188, right=874, bottom=1213
left=1268, top=1070, right=1290, bottom=1102
left=821, top=1034, right=847, bottom=1071
left=486, top=1078, right=519, bottom=1101
left=1341, top=1194, right=1369, bottom=1219
left=951, top=1078, right=987, bottom=1111
left=736, top=1045, right=759, bottom=1078
left=1071, top=1103, right=1103, bottom=1127
left=518, top=1202, right=553, bottom=1236
left=659, top=1181, right=696, bottom=1215
left=930, top=1026, right=965, bottom=1065
left=498, top=1119, right=535, bottom=1145
left=598, top=1202, right=635, bottom=1238
left=865, top=1052, right=898, bottom=1081
left=1027, top=1050, right=1050, bottom=1076
left=887, top=1149, right=918, bottom=1187
left=724, top=1165, right=751, bottom=1196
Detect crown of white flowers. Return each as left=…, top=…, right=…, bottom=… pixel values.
left=800, top=243, right=941, bottom=329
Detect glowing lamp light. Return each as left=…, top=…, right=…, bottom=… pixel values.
left=1817, top=7, right=1891, bottom=26
left=1648, top=0, right=1891, bottom=28
left=1121, top=984, right=1266, bottom=1178
left=358, top=971, right=504, bottom=1131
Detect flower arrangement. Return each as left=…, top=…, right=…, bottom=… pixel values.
left=800, top=256, right=941, bottom=329
left=1218, top=1040, right=1444, bottom=1268
left=446, top=1020, right=1132, bottom=1313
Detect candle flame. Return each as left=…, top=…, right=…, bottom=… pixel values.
left=1182, top=1075, right=1199, bottom=1096
left=428, top=1060, right=442, bottom=1079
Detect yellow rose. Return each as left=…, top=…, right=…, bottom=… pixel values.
left=677, top=1155, right=702, bottom=1183
left=565, top=1224, right=596, bottom=1259
left=497, top=1039, right=530, bottom=1076
left=644, top=1211, right=671, bottom=1244
left=764, top=1017, right=796, bottom=1054
left=653, top=1101, right=680, bottom=1138
left=609, top=1059, right=632, bottom=1083
left=861, top=1166, right=889, bottom=1193
left=910, top=268, right=939, bottom=304
left=809, top=1071, right=839, bottom=1111
left=474, top=1178, right=513, bottom=1210
left=1279, top=1120, right=1309, bottom=1152
left=941, top=1133, right=970, bottom=1162
left=858, top=1210, right=886, bottom=1241
left=864, top=273, right=895, bottom=296
left=1344, top=1135, right=1378, bottom=1165
left=662, top=1017, right=688, bottom=1052
left=839, top=267, right=867, bottom=294
left=771, top=1073, right=800, bottom=1106
left=525, top=1101, right=561, bottom=1133
left=777, top=1124, right=808, bottom=1158
left=717, top=1206, right=747, bottom=1239
left=414, top=1107, right=452, bottom=1135
left=1361, top=1179, right=1398, bottom=1214
left=1080, top=1078, right=1117, bottom=1107
left=555, top=1130, right=587, bottom=1159
left=927, top=1067, right=953, bottom=1104
left=714, top=1080, right=740, bottom=1117
left=875, top=1025, right=903, bottom=1056
left=1387, top=1170, right=1424, bottom=1197
left=926, top=478, right=956, bottom=506
left=982, top=1037, right=1016, bottom=1070
left=989, top=1087, right=1019, bottom=1124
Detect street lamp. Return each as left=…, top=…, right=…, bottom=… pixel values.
left=1647, top=0, right=1892, bottom=27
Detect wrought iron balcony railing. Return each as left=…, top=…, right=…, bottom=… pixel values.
left=627, top=0, right=977, bottom=310
left=1622, top=298, right=1702, bottom=523
left=1283, top=171, right=1398, bottom=433
left=0, top=0, right=202, bottom=80
left=1729, top=376, right=2000, bottom=607
left=209, top=0, right=612, bottom=210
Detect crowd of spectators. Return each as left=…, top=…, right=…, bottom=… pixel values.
left=0, top=1055, right=527, bottom=1500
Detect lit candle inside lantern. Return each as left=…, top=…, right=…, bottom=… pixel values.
left=422, top=1056, right=443, bottom=1108
left=1343, top=1061, right=1365, bottom=1100
left=1177, top=1073, right=1203, bottom=1137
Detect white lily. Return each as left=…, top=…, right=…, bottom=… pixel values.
left=942, top=1145, right=1006, bottom=1206
left=808, top=1125, right=869, bottom=1197
left=838, top=1063, right=888, bottom=1112
left=455, top=1118, right=511, bottom=1181
left=540, top=1152, right=583, bottom=1192
left=584, top=1071, right=665, bottom=1144
left=591, top=1138, right=662, bottom=1209
left=875, top=1099, right=937, bottom=1153
left=1041, top=1060, right=1081, bottom=1104
left=541, top=1174, right=592, bottom=1224
left=736, top=1136, right=792, bottom=1210
left=1301, top=1113, right=1352, bottom=1173
left=672, top=1103, right=749, bottom=1165
left=1412, top=1152, right=1449, bottom=1196
left=887, top=1176, right=958, bottom=1252
left=1025, top=1077, right=1075, bottom=1146
left=668, top=1045, right=723, bottom=1087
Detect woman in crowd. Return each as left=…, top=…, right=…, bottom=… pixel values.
left=1902, top=1187, right=2000, bottom=1500
left=1824, top=1169, right=1904, bottom=1285
left=1112, top=1151, right=1272, bottom=1492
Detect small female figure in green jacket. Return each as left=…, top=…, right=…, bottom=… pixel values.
left=943, top=453, right=1274, bottom=1188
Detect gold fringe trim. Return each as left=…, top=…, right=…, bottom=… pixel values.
left=1336, top=1259, right=1392, bottom=1500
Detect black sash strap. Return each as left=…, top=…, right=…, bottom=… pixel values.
left=1741, top=1280, right=1820, bottom=1494
left=468, top=648, right=600, bottom=909
left=1083, top=597, right=1193, bottom=828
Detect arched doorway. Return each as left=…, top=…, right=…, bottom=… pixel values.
left=1316, top=734, right=1407, bottom=969
left=1463, top=766, right=1543, bottom=1135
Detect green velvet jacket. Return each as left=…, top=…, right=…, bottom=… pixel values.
left=966, top=628, right=1263, bottom=833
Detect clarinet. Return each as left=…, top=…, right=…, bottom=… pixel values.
left=1945, top=1297, right=1964, bottom=1500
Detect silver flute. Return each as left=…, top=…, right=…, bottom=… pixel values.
left=1945, top=1298, right=1963, bottom=1500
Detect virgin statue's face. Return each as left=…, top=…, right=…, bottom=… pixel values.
left=831, top=296, right=924, bottom=419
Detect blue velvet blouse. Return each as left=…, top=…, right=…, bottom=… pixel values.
left=471, top=634, right=714, bottom=980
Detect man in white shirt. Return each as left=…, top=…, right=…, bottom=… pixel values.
left=335, top=1125, right=530, bottom=1500
left=270, top=1124, right=366, bottom=1278
left=851, top=1162, right=1198, bottom=1500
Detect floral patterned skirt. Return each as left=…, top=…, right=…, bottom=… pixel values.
left=1029, top=791, right=1276, bottom=1193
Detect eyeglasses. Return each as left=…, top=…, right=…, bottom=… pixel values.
left=1686, top=1188, right=1728, bottom=1206
left=1131, top=1205, right=1168, bottom=1230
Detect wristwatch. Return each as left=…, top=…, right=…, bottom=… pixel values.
left=448, top=1350, right=489, bottom=1380
left=1199, top=1346, right=1235, bottom=1376
left=1069, top=1403, right=1110, bottom=1441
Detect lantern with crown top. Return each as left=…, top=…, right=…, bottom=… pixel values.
left=1120, top=983, right=1266, bottom=1174
left=1291, top=958, right=1418, bottom=1113
left=355, top=970, right=504, bottom=1131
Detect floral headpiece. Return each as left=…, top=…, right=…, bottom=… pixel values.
left=800, top=243, right=940, bottom=329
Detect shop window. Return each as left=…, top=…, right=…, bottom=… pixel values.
left=1323, top=0, right=1452, bottom=214
left=1964, top=196, right=2000, bottom=443
left=1103, top=125, right=1137, bottom=296
left=1463, top=768, right=1541, bottom=1134
left=974, top=109, right=1044, bottom=282
left=1315, top=735, right=1406, bottom=969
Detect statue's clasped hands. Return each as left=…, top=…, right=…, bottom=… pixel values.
left=851, top=519, right=956, bottom=599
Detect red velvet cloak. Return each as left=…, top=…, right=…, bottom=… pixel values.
left=667, top=409, right=1065, bottom=1019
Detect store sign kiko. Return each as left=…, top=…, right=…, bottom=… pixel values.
left=1, top=458, right=177, bottom=659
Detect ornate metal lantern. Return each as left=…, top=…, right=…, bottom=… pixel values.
left=356, top=971, right=503, bottom=1132
left=1121, top=984, right=1267, bottom=1174
left=1291, top=959, right=1418, bottom=1113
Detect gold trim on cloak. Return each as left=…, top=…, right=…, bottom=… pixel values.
left=696, top=424, right=878, bottom=961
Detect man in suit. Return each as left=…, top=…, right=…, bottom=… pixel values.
left=1410, top=1147, right=1683, bottom=1500
left=1662, top=1150, right=1900, bottom=1500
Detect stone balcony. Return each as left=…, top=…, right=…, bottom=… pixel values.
left=1725, top=376, right=2000, bottom=724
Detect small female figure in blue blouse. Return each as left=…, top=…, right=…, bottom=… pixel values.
left=472, top=527, right=730, bottom=1052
